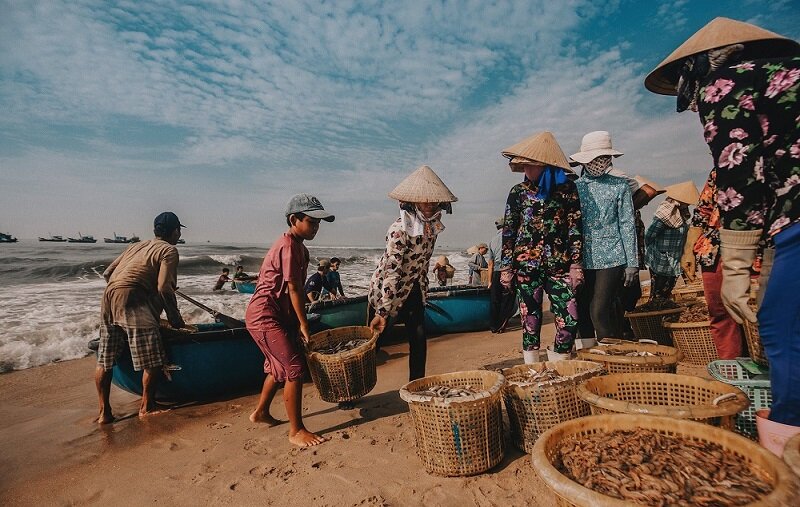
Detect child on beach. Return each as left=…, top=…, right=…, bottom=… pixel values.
left=245, top=194, right=335, bottom=447
left=368, top=165, right=457, bottom=381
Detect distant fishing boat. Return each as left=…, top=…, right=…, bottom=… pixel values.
left=103, top=233, right=140, bottom=244
left=67, top=233, right=97, bottom=243
left=0, top=232, right=18, bottom=243
left=38, top=234, right=67, bottom=242
left=177, top=238, right=186, bottom=244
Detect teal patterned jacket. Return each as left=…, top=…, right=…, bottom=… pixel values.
left=575, top=173, right=638, bottom=270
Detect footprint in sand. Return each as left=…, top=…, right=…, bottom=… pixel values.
left=208, top=422, right=232, bottom=430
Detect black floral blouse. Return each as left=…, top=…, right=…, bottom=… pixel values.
left=697, top=56, right=800, bottom=240
left=500, top=178, right=582, bottom=274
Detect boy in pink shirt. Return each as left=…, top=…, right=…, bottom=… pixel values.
left=245, top=194, right=334, bottom=447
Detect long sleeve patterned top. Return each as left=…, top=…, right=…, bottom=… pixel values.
left=368, top=219, right=435, bottom=318
left=645, top=218, right=688, bottom=277
left=691, top=168, right=722, bottom=267
left=697, top=56, right=800, bottom=241
left=575, top=173, right=638, bottom=270
left=500, top=177, right=582, bottom=274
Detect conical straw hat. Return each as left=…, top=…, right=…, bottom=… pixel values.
left=645, top=17, right=799, bottom=95
left=634, top=175, right=666, bottom=195
left=388, top=165, right=458, bottom=203
left=501, top=131, right=571, bottom=172
left=665, top=180, right=700, bottom=205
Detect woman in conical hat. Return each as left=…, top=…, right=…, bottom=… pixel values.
left=644, top=181, right=699, bottom=301
left=571, top=131, right=638, bottom=342
left=499, top=131, right=583, bottom=364
left=368, top=165, right=457, bottom=381
left=646, top=17, right=800, bottom=426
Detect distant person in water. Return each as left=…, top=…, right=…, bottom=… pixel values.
left=232, top=265, right=256, bottom=289
left=432, top=256, right=454, bottom=287
left=95, top=211, right=186, bottom=423
left=305, top=259, right=333, bottom=302
left=245, top=193, right=334, bottom=447
left=213, top=268, right=231, bottom=291
left=324, top=257, right=346, bottom=298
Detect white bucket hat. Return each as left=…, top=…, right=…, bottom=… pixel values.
left=569, top=131, right=624, bottom=166
left=388, top=165, right=458, bottom=203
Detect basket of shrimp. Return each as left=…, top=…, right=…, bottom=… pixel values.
left=576, top=341, right=683, bottom=374
left=399, top=370, right=505, bottom=476
left=743, top=304, right=769, bottom=367
left=531, top=414, right=800, bottom=507
left=625, top=299, right=685, bottom=346
left=662, top=302, right=719, bottom=366
left=671, top=283, right=704, bottom=302
left=500, top=360, right=605, bottom=453
left=306, top=326, right=379, bottom=403
left=575, top=372, right=749, bottom=429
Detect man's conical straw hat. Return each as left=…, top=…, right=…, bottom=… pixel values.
left=645, top=17, right=799, bottom=95
left=388, top=165, right=458, bottom=203
left=634, top=175, right=666, bottom=195
left=501, top=131, right=572, bottom=172
left=665, top=180, right=700, bottom=205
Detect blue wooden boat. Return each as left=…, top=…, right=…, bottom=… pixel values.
left=234, top=280, right=256, bottom=294
left=89, top=285, right=490, bottom=401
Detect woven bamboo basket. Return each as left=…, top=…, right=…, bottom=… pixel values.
left=399, top=370, right=505, bottom=476
left=306, top=326, right=378, bottom=403
left=784, top=433, right=800, bottom=478
left=662, top=320, right=719, bottom=365
left=576, top=343, right=683, bottom=373
left=576, top=373, right=749, bottom=429
left=531, top=414, right=800, bottom=507
left=501, top=360, right=605, bottom=453
left=672, top=285, right=704, bottom=302
left=743, top=307, right=769, bottom=367
left=624, top=307, right=683, bottom=345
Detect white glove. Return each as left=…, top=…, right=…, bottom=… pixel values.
left=719, top=229, right=760, bottom=324
left=623, top=267, right=639, bottom=287
left=756, top=247, right=774, bottom=309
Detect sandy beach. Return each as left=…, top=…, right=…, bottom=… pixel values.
left=2, top=322, right=570, bottom=506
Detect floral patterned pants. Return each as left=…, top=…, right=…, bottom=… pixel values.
left=515, top=268, right=578, bottom=353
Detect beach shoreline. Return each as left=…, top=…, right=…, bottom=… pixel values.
left=1, top=325, right=563, bottom=506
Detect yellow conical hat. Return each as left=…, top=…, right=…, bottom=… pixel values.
left=665, top=180, right=700, bottom=205
left=645, top=17, right=799, bottom=95
left=501, top=131, right=571, bottom=172
left=388, top=165, right=458, bottom=203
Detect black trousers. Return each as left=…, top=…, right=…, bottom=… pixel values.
left=490, top=271, right=516, bottom=331
left=619, top=278, right=642, bottom=339
left=577, top=266, right=625, bottom=339
left=372, top=283, right=427, bottom=381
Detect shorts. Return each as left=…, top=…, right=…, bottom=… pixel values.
left=97, top=324, right=167, bottom=371
left=249, top=325, right=306, bottom=382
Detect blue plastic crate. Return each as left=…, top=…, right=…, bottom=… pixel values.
left=708, top=359, right=772, bottom=439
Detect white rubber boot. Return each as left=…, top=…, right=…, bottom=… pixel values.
left=522, top=350, right=539, bottom=365
left=546, top=347, right=571, bottom=362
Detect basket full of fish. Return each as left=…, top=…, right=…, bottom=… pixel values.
left=531, top=414, right=800, bottom=507
left=399, top=370, right=506, bottom=476
left=306, top=326, right=378, bottom=403
left=500, top=360, right=605, bottom=453
left=577, top=341, right=683, bottom=374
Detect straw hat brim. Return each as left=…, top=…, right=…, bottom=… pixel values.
left=569, top=149, right=624, bottom=166
left=645, top=17, right=800, bottom=95
left=502, top=131, right=572, bottom=172
left=665, top=180, right=700, bottom=205
left=388, top=165, right=458, bottom=203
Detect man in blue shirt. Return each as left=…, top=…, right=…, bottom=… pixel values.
left=305, top=259, right=333, bottom=302
left=324, top=257, right=346, bottom=298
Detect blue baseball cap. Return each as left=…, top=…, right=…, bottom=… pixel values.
left=154, top=212, right=186, bottom=231
left=285, top=194, right=335, bottom=222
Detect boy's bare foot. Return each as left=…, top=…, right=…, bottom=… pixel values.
left=289, top=429, right=327, bottom=447
left=139, top=403, right=171, bottom=419
left=95, top=410, right=115, bottom=424
left=249, top=410, right=284, bottom=426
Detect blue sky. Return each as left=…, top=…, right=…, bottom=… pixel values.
left=2, top=0, right=799, bottom=247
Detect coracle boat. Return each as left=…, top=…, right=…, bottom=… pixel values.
left=89, top=286, right=491, bottom=401
left=237, top=283, right=490, bottom=334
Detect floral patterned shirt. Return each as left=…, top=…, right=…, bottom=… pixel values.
left=691, top=168, right=722, bottom=267
left=698, top=56, right=800, bottom=240
left=575, top=173, right=638, bottom=270
left=501, top=178, right=582, bottom=274
left=368, top=219, right=435, bottom=318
